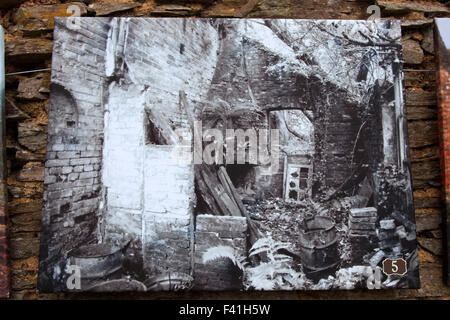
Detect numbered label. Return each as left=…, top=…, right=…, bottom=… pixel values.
left=382, top=258, right=407, bottom=276
left=66, top=5, right=82, bottom=31
left=367, top=5, right=381, bottom=20
left=66, top=264, right=81, bottom=290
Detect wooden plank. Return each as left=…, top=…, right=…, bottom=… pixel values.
left=218, top=166, right=264, bottom=244
left=200, top=165, right=241, bottom=217
left=144, top=108, right=178, bottom=145
left=194, top=166, right=223, bottom=216
left=217, top=167, right=241, bottom=216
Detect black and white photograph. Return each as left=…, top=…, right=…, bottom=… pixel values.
left=37, top=17, right=420, bottom=292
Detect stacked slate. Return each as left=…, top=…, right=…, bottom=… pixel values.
left=348, top=207, right=378, bottom=264
left=349, top=207, right=378, bottom=236
left=378, top=219, right=401, bottom=256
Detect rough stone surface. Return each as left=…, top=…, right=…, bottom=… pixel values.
left=88, top=2, right=141, bottom=16
left=14, top=3, right=88, bottom=35
left=16, top=73, right=50, bottom=101
left=421, top=26, right=434, bottom=54
left=401, top=19, right=433, bottom=29
left=5, top=98, right=29, bottom=121
left=405, top=90, right=437, bottom=106
left=17, top=165, right=44, bottom=182
left=17, top=122, right=47, bottom=152
left=376, top=1, right=450, bottom=14
left=403, top=39, right=424, bottom=65
left=408, top=120, right=439, bottom=148
left=5, top=39, right=53, bottom=64
left=151, top=5, right=198, bottom=16
left=17, top=123, right=47, bottom=152
left=418, top=237, right=442, bottom=256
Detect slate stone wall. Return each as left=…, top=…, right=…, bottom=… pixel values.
left=1, top=0, right=449, bottom=299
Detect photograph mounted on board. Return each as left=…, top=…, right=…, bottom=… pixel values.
left=38, top=18, right=420, bottom=292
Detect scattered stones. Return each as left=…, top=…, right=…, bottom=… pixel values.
left=402, top=39, right=424, bottom=65
left=18, top=122, right=47, bottom=152
left=5, top=39, right=53, bottom=64
left=369, top=250, right=385, bottom=266
left=395, top=225, right=407, bottom=239
left=379, top=219, right=396, bottom=230
left=14, top=3, right=88, bottom=35
left=16, top=73, right=50, bottom=101
left=88, top=2, right=141, bottom=16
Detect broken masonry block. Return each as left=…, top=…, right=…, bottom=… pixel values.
left=349, top=220, right=377, bottom=231
left=369, top=250, right=386, bottom=267
left=349, top=207, right=377, bottom=218
left=379, top=219, right=396, bottom=230
left=349, top=230, right=377, bottom=238
left=378, top=230, right=397, bottom=241
left=395, top=225, right=407, bottom=239
left=349, top=215, right=377, bottom=223
left=392, top=211, right=416, bottom=231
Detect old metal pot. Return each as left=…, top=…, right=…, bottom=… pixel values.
left=68, top=242, right=126, bottom=281
left=298, top=216, right=339, bottom=281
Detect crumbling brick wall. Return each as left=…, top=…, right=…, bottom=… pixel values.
left=194, top=215, right=247, bottom=290
left=38, top=18, right=110, bottom=291
left=101, top=18, right=218, bottom=279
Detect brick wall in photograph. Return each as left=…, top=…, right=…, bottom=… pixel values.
left=37, top=18, right=110, bottom=291
left=194, top=215, right=247, bottom=290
